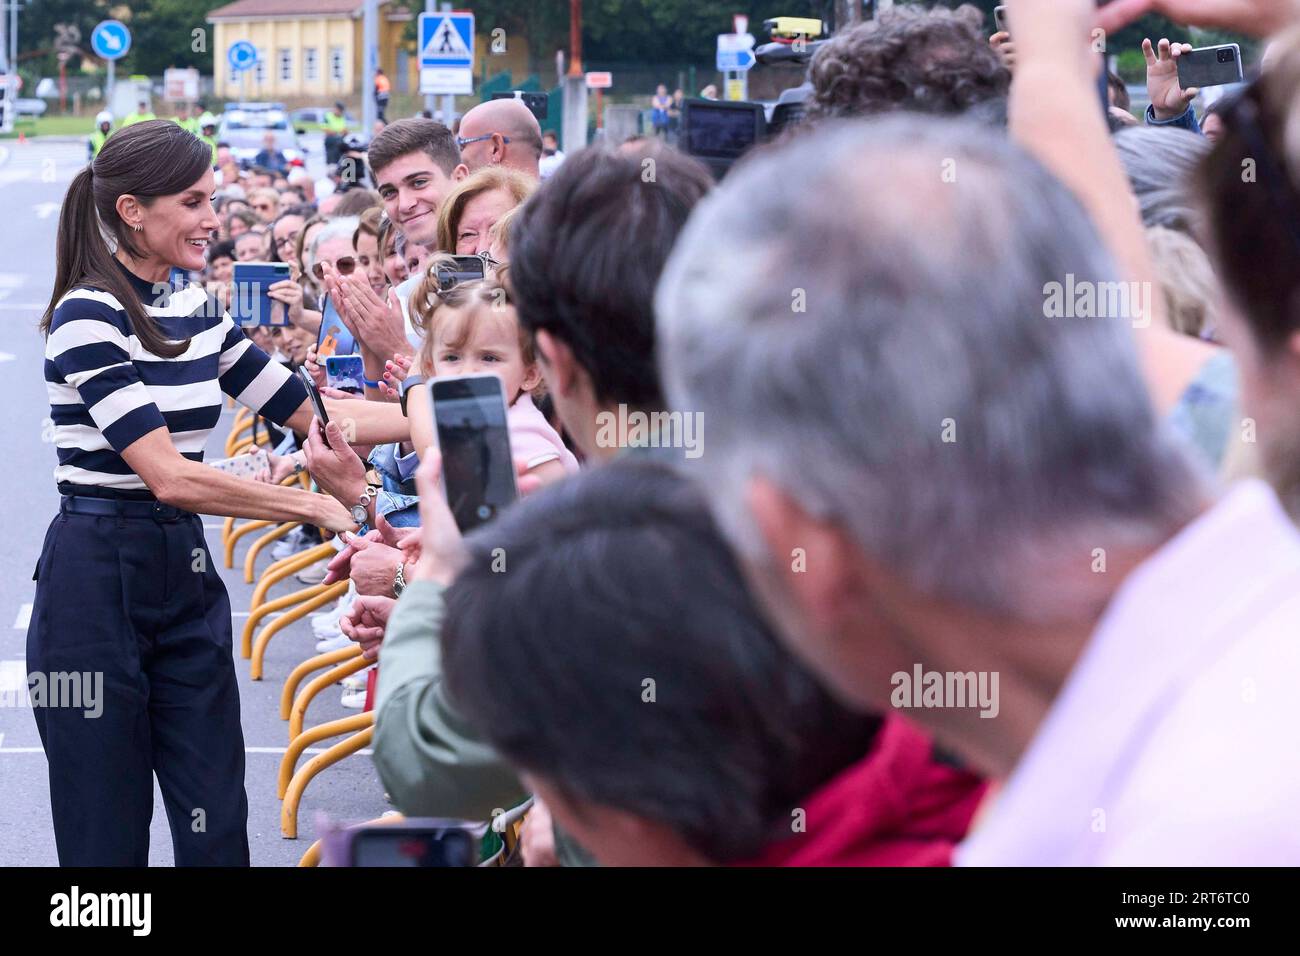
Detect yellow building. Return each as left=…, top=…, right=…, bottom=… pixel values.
left=207, top=0, right=533, bottom=102
left=207, top=0, right=409, bottom=99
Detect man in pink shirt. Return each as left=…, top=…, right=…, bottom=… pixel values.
left=654, top=114, right=1300, bottom=865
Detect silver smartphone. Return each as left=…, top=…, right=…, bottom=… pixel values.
left=1177, top=44, right=1245, bottom=89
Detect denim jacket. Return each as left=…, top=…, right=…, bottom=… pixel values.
left=368, top=441, right=420, bottom=528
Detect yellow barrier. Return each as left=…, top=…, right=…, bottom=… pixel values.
left=251, top=580, right=349, bottom=680
left=224, top=518, right=273, bottom=569
left=243, top=522, right=299, bottom=584
left=279, top=711, right=374, bottom=798
left=281, top=726, right=374, bottom=839
left=280, top=645, right=363, bottom=719
left=247, top=542, right=336, bottom=617
left=240, top=582, right=330, bottom=659
left=289, top=650, right=368, bottom=739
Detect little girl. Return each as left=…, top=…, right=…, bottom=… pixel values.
left=401, top=261, right=578, bottom=485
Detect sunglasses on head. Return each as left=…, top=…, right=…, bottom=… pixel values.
left=311, top=256, right=356, bottom=280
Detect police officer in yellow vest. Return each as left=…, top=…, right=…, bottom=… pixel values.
left=121, top=100, right=156, bottom=127
left=322, top=101, right=348, bottom=165
left=173, top=104, right=200, bottom=135
left=87, top=111, right=113, bottom=160
left=197, top=112, right=219, bottom=166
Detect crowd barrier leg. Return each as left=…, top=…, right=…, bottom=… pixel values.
left=247, top=542, right=336, bottom=617
left=281, top=727, right=374, bottom=839
left=241, top=582, right=330, bottom=659
left=224, top=519, right=273, bottom=569
left=289, top=650, right=368, bottom=740
left=244, top=521, right=299, bottom=584
left=278, top=712, right=374, bottom=798
left=280, top=645, right=362, bottom=719
left=251, top=580, right=349, bottom=680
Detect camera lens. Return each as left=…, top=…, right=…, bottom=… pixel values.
left=1218, top=48, right=1235, bottom=62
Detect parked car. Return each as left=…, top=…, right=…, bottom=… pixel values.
left=15, top=98, right=47, bottom=117
left=289, top=106, right=356, bottom=134
left=219, top=102, right=303, bottom=166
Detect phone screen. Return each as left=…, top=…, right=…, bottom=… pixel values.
left=431, top=375, right=517, bottom=531
left=297, top=365, right=329, bottom=427
left=325, top=354, right=365, bottom=394
left=349, top=828, right=476, bottom=867
left=316, top=295, right=356, bottom=359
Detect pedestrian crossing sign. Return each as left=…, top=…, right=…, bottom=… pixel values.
left=419, top=12, right=475, bottom=69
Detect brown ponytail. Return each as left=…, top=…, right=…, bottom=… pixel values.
left=41, top=119, right=213, bottom=359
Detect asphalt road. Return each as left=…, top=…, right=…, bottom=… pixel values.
left=0, top=136, right=387, bottom=867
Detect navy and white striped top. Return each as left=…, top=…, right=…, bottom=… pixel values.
left=45, top=263, right=307, bottom=491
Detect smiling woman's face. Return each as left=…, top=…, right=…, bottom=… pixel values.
left=135, top=168, right=220, bottom=273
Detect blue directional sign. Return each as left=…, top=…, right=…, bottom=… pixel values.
left=227, top=40, right=258, bottom=73
left=419, top=11, right=475, bottom=95
left=91, top=20, right=132, bottom=61
left=716, top=48, right=756, bottom=71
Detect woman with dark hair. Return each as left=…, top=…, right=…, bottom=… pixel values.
left=31, top=120, right=368, bottom=866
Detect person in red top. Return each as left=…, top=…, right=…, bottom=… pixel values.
left=438, top=460, right=986, bottom=866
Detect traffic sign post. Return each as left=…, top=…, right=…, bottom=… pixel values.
left=716, top=32, right=755, bottom=102
left=418, top=10, right=475, bottom=97
left=585, top=72, right=611, bottom=130
left=227, top=40, right=258, bottom=103
left=91, top=20, right=131, bottom=116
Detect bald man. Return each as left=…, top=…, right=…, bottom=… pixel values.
left=456, top=98, right=543, bottom=178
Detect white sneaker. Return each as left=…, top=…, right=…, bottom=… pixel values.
left=296, top=560, right=328, bottom=585
left=315, top=632, right=352, bottom=653
left=311, top=605, right=344, bottom=635
left=270, top=527, right=312, bottom=562
left=341, top=665, right=376, bottom=692
left=340, top=689, right=367, bottom=709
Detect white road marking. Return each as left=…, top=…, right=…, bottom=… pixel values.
left=13, top=603, right=31, bottom=629
left=0, top=660, right=26, bottom=692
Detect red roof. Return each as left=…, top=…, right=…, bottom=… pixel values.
left=207, top=0, right=386, bottom=17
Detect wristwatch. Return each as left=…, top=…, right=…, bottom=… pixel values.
left=350, top=483, right=380, bottom=526
left=398, top=375, right=427, bottom=417
left=393, top=561, right=408, bottom=598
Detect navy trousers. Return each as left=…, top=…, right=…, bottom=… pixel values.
left=27, top=497, right=250, bottom=866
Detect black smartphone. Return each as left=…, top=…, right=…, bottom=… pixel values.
left=436, top=255, right=488, bottom=291
left=348, top=825, right=477, bottom=867
left=430, top=374, right=517, bottom=531
left=1177, top=44, right=1245, bottom=89
left=297, top=365, right=329, bottom=427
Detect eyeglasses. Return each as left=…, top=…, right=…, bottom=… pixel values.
left=275, top=234, right=298, bottom=249
left=456, top=133, right=510, bottom=150
left=311, top=256, right=356, bottom=280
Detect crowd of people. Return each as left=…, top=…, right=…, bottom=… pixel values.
left=34, top=0, right=1300, bottom=867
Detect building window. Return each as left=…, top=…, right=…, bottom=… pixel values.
left=330, top=46, right=345, bottom=86
left=304, top=47, right=319, bottom=83
left=254, top=49, right=267, bottom=86
left=278, top=48, right=293, bottom=83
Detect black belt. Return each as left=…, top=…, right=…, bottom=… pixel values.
left=60, top=495, right=193, bottom=522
